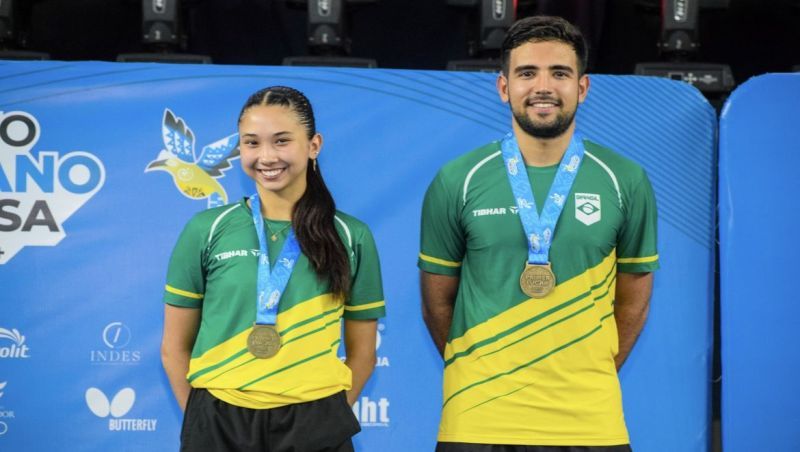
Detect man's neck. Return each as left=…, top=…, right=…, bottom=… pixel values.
left=513, top=122, right=576, bottom=167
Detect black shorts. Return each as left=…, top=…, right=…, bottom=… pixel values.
left=180, top=388, right=361, bottom=452
left=435, top=444, right=633, bottom=452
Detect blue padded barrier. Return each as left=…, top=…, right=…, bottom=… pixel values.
left=0, top=62, right=715, bottom=451
left=719, top=73, right=800, bottom=452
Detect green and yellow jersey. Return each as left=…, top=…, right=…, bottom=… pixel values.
left=419, top=138, right=659, bottom=446
left=164, top=198, right=385, bottom=409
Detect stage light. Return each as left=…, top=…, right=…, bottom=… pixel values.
left=0, top=0, right=50, bottom=60
left=283, top=0, right=378, bottom=68
left=635, top=0, right=734, bottom=102
left=446, top=0, right=514, bottom=72
left=118, top=0, right=211, bottom=64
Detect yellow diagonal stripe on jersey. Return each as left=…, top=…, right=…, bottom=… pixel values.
left=444, top=251, right=617, bottom=363
left=188, top=294, right=343, bottom=386
left=440, top=251, right=620, bottom=415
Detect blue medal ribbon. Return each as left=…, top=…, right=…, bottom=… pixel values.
left=500, top=131, right=585, bottom=265
left=250, top=194, right=301, bottom=326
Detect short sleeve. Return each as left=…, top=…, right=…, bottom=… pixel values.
left=163, top=218, right=207, bottom=308
left=617, top=169, right=660, bottom=273
left=344, top=226, right=386, bottom=320
left=418, top=170, right=465, bottom=276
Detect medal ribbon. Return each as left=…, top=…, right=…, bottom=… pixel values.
left=500, top=131, right=585, bottom=265
left=250, top=193, right=301, bottom=326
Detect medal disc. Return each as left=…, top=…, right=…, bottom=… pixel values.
left=247, top=324, right=281, bottom=358
left=520, top=263, right=556, bottom=298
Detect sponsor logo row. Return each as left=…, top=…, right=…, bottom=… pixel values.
left=3, top=320, right=390, bottom=366
left=0, top=379, right=391, bottom=437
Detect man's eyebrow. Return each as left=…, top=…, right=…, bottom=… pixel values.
left=513, top=64, right=575, bottom=74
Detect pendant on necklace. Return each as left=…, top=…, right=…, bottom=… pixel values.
left=270, top=235, right=278, bottom=242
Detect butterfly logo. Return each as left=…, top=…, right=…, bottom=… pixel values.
left=85, top=387, right=135, bottom=418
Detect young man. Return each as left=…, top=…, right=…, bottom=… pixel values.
left=418, top=16, right=659, bottom=451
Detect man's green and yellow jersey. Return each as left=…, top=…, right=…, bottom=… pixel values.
left=164, top=198, right=385, bottom=409
left=419, top=138, right=659, bottom=446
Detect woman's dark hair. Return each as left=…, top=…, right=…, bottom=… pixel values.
left=500, top=15, right=588, bottom=76
left=239, top=86, right=351, bottom=300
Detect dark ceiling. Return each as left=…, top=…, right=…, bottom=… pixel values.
left=6, top=0, right=800, bottom=86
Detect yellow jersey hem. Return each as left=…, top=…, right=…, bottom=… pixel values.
left=436, top=433, right=630, bottom=446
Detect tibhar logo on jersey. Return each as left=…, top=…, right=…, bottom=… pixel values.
left=473, top=205, right=522, bottom=217
left=575, top=193, right=601, bottom=226
left=0, top=328, right=30, bottom=359
left=145, top=109, right=239, bottom=208
left=0, top=111, right=106, bottom=265
left=85, top=387, right=157, bottom=432
left=90, top=322, right=141, bottom=365
left=352, top=396, right=390, bottom=427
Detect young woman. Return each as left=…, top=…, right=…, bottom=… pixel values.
left=160, top=86, right=386, bottom=452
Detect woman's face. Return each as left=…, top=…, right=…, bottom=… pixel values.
left=238, top=105, right=320, bottom=200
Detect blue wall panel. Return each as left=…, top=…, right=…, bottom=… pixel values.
left=719, top=73, right=800, bottom=451
left=0, top=62, right=715, bottom=451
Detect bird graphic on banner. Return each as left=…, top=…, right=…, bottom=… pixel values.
left=145, top=109, right=239, bottom=208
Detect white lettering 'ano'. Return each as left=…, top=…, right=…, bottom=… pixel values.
left=0, top=111, right=106, bottom=264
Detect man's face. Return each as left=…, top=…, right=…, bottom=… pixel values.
left=497, top=40, right=589, bottom=139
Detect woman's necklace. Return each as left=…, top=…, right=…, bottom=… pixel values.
left=265, top=221, right=291, bottom=242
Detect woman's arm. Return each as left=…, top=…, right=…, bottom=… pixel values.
left=343, top=319, right=378, bottom=406
left=161, top=304, right=201, bottom=411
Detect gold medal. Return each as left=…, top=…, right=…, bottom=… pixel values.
left=520, top=263, right=556, bottom=298
left=247, top=324, right=281, bottom=358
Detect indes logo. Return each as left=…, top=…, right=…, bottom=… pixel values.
left=90, top=322, right=141, bottom=365
left=0, top=111, right=105, bottom=265
left=85, top=387, right=157, bottom=432
left=0, top=328, right=30, bottom=359
left=145, top=109, right=239, bottom=208
left=352, top=396, right=390, bottom=427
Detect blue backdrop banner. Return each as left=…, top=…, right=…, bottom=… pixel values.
left=0, top=62, right=715, bottom=451
left=719, top=73, right=800, bottom=452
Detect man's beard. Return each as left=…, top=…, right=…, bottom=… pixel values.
left=512, top=101, right=576, bottom=139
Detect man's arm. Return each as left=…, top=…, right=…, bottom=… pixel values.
left=343, top=319, right=378, bottom=406
left=614, top=271, right=654, bottom=370
left=420, top=271, right=460, bottom=358
left=161, top=304, right=201, bottom=411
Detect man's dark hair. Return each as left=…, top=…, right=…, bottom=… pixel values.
left=500, top=16, right=588, bottom=76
